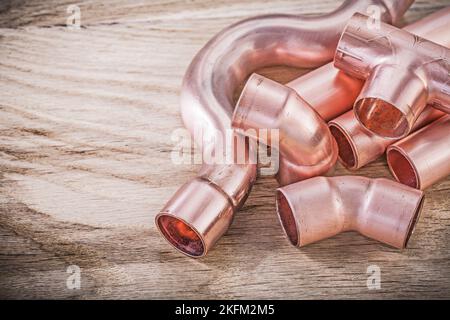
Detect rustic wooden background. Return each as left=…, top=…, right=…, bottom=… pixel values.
left=0, top=0, right=449, bottom=299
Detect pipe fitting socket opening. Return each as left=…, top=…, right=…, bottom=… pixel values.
left=355, top=97, right=410, bottom=139
left=387, top=148, right=419, bottom=189
left=329, top=124, right=357, bottom=169
left=276, top=190, right=298, bottom=246
left=404, top=194, right=425, bottom=248
left=156, top=214, right=205, bottom=257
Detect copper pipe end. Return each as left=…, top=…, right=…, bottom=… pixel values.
left=276, top=176, right=425, bottom=249
left=387, top=115, right=450, bottom=190
left=328, top=115, right=360, bottom=169
left=232, top=73, right=337, bottom=185
left=156, top=178, right=235, bottom=258
left=329, top=108, right=444, bottom=170
left=353, top=67, right=428, bottom=139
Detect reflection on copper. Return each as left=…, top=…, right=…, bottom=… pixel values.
left=387, top=115, right=450, bottom=190
left=276, top=176, right=425, bottom=248
left=335, top=10, right=450, bottom=139
left=156, top=1, right=414, bottom=257
left=329, top=107, right=444, bottom=170
left=329, top=7, right=450, bottom=169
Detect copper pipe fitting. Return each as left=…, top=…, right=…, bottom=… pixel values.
left=335, top=11, right=450, bottom=139
left=156, top=0, right=414, bottom=257
left=286, top=63, right=363, bottom=122
left=277, top=176, right=425, bottom=249
left=387, top=115, right=450, bottom=190
left=232, top=74, right=338, bottom=186
left=329, top=108, right=444, bottom=170
left=329, top=7, right=450, bottom=169
left=232, top=7, right=449, bottom=183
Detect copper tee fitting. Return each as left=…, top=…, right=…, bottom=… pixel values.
left=232, top=74, right=337, bottom=186
left=276, top=176, right=425, bottom=248
left=329, top=107, right=444, bottom=170
left=387, top=115, right=450, bottom=190
left=335, top=12, right=450, bottom=139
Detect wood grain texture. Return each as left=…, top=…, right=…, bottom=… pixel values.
left=0, top=0, right=449, bottom=299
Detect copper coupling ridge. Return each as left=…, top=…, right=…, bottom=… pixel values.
left=334, top=12, right=450, bottom=139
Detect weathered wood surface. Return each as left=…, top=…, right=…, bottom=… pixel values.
left=0, top=0, right=449, bottom=299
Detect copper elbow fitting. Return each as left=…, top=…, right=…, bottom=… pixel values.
left=334, top=12, right=450, bottom=139
left=232, top=74, right=337, bottom=186
left=329, top=107, right=443, bottom=169
left=277, top=176, right=425, bottom=249
left=387, top=115, right=450, bottom=190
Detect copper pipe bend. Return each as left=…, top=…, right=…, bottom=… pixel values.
left=156, top=0, right=414, bottom=257
left=335, top=11, right=450, bottom=139
left=277, top=176, right=425, bottom=249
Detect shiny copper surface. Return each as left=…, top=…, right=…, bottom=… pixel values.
left=232, top=74, right=338, bottom=186
left=329, top=107, right=444, bottom=169
left=387, top=115, right=450, bottom=190
left=276, top=176, right=425, bottom=248
left=156, top=0, right=414, bottom=257
left=335, top=10, right=450, bottom=139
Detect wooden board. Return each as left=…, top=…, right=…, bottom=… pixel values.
left=0, top=0, right=449, bottom=299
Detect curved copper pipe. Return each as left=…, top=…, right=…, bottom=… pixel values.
left=387, top=115, right=450, bottom=190
left=156, top=0, right=414, bottom=257
left=335, top=10, right=450, bottom=139
left=277, top=176, right=424, bottom=248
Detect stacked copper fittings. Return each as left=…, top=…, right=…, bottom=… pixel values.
left=156, top=1, right=450, bottom=258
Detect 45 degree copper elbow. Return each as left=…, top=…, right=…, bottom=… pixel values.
left=334, top=12, right=450, bottom=139
left=276, top=176, right=425, bottom=249
left=231, top=74, right=338, bottom=186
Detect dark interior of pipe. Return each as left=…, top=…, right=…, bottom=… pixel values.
left=276, top=190, right=299, bottom=246
left=355, top=98, right=409, bottom=139
left=157, top=215, right=205, bottom=257
left=329, top=124, right=357, bottom=169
